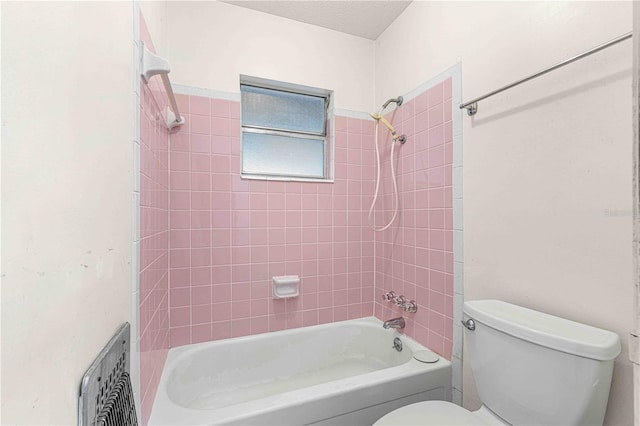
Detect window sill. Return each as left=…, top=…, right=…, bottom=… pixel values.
left=240, top=174, right=334, bottom=183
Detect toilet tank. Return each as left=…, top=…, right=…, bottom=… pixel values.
left=464, top=300, right=620, bottom=426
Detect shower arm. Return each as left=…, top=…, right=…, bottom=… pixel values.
left=381, top=96, right=403, bottom=112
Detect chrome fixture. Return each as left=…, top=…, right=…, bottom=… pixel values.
left=392, top=337, right=403, bottom=352
left=403, top=300, right=418, bottom=313
left=381, top=96, right=403, bottom=111
left=459, top=31, right=632, bottom=116
left=461, top=318, right=476, bottom=331
left=383, top=317, right=406, bottom=330
left=393, top=294, right=407, bottom=307
left=381, top=291, right=418, bottom=313
left=381, top=290, right=396, bottom=302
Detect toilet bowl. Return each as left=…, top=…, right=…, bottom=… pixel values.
left=374, top=400, right=505, bottom=425
left=374, top=300, right=621, bottom=426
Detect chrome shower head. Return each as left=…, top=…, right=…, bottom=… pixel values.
left=371, top=95, right=407, bottom=145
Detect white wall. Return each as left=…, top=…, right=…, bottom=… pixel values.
left=1, top=2, right=133, bottom=423
left=164, top=1, right=375, bottom=112
left=376, top=2, right=634, bottom=425
left=632, top=4, right=640, bottom=424
left=140, top=1, right=168, bottom=56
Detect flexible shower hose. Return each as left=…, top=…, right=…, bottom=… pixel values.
left=368, top=120, right=400, bottom=232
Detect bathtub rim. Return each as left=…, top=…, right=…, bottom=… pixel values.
left=165, top=316, right=430, bottom=364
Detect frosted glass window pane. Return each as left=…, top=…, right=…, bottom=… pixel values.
left=241, top=85, right=326, bottom=134
left=242, top=132, right=325, bottom=178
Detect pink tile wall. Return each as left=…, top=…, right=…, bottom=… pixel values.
left=138, top=14, right=170, bottom=426
left=168, top=96, right=377, bottom=346
left=374, top=78, right=454, bottom=359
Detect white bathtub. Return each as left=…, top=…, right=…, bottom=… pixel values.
left=149, top=317, right=451, bottom=425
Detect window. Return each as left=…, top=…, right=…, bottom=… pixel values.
left=240, top=76, right=332, bottom=181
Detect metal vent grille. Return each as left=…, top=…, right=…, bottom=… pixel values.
left=79, top=323, right=137, bottom=426
left=96, top=372, right=137, bottom=426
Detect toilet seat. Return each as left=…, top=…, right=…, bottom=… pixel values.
left=373, top=401, right=491, bottom=426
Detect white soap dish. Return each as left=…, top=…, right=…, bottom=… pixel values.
left=272, top=275, right=300, bottom=299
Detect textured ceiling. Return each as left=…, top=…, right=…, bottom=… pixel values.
left=221, top=1, right=412, bottom=40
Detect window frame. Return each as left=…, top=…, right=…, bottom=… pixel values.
left=239, top=75, right=334, bottom=182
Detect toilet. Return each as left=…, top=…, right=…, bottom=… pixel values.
left=374, top=299, right=621, bottom=425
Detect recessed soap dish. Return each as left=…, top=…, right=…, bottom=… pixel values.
left=272, top=275, right=300, bottom=299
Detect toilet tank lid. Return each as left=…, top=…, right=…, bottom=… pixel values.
left=464, top=300, right=621, bottom=361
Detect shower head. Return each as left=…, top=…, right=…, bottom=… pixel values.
left=371, top=94, right=408, bottom=144
left=369, top=111, right=406, bottom=144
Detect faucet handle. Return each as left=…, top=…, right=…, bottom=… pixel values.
left=403, top=300, right=418, bottom=313
left=381, top=291, right=396, bottom=302
left=393, top=295, right=406, bottom=307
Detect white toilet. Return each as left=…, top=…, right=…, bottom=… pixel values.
left=374, top=299, right=621, bottom=425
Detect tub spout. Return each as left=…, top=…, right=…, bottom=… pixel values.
left=383, top=317, right=405, bottom=329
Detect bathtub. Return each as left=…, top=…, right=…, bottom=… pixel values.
left=149, top=317, right=451, bottom=425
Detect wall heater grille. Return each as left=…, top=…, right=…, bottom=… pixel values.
left=79, top=323, right=137, bottom=426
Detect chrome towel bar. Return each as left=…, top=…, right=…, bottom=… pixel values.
left=460, top=31, right=632, bottom=116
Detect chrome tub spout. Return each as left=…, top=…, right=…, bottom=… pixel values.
left=383, top=317, right=405, bottom=329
